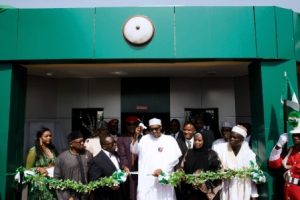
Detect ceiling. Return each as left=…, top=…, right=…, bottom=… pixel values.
left=22, top=61, right=251, bottom=78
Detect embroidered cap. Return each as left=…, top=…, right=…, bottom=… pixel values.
left=222, top=121, right=233, bottom=128
left=149, top=118, right=162, bottom=126
left=231, top=125, right=247, bottom=138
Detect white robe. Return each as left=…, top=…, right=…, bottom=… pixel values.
left=131, top=134, right=182, bottom=200
left=217, top=142, right=258, bottom=200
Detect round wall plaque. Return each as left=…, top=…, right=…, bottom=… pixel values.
left=122, top=16, right=155, bottom=46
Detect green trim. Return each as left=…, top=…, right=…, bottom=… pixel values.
left=249, top=60, right=298, bottom=200
left=0, top=65, right=12, bottom=200
left=294, top=12, right=300, bottom=61
left=0, top=6, right=299, bottom=61
left=0, top=65, right=26, bottom=199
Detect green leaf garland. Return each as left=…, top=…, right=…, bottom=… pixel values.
left=158, top=163, right=266, bottom=186
left=16, top=165, right=265, bottom=194
left=16, top=168, right=127, bottom=194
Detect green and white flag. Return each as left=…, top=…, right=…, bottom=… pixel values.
left=282, top=73, right=299, bottom=111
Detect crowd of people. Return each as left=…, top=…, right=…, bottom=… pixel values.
left=23, top=112, right=300, bottom=200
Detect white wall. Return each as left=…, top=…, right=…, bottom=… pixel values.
left=25, top=76, right=121, bottom=152
left=25, top=76, right=57, bottom=119
left=170, top=78, right=237, bottom=128
left=56, top=78, right=121, bottom=132
left=25, top=76, right=250, bottom=135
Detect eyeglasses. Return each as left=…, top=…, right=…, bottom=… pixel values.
left=72, top=139, right=84, bottom=144
left=104, top=141, right=117, bottom=146
left=150, top=127, right=161, bottom=132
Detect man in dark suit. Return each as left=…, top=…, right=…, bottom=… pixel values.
left=89, top=135, right=129, bottom=200
left=176, top=122, right=196, bottom=165
left=175, top=122, right=196, bottom=200
left=169, top=119, right=184, bottom=139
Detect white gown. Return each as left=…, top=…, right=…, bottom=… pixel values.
left=131, top=134, right=182, bottom=200
left=217, top=142, right=258, bottom=200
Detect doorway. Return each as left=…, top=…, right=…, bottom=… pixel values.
left=121, top=77, right=170, bottom=134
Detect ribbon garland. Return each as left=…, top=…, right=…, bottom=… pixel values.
left=15, top=161, right=265, bottom=194
left=158, top=161, right=266, bottom=186
left=15, top=168, right=128, bottom=193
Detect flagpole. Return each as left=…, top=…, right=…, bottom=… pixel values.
left=283, top=71, right=288, bottom=133
left=283, top=100, right=287, bottom=133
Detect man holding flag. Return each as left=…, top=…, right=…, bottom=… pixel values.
left=269, top=111, right=300, bottom=200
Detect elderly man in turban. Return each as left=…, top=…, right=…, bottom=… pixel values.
left=130, top=118, right=182, bottom=200
left=54, top=131, right=93, bottom=200
left=216, top=125, right=258, bottom=200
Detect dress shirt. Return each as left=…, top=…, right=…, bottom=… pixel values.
left=103, top=150, right=120, bottom=170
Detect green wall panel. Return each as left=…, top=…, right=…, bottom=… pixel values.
left=95, top=7, right=174, bottom=59
left=275, top=8, right=295, bottom=59
left=18, top=8, right=94, bottom=59
left=254, top=7, right=277, bottom=58
left=0, top=65, right=26, bottom=199
left=0, top=9, right=18, bottom=60
left=0, top=65, right=12, bottom=200
left=294, top=12, right=300, bottom=61
left=249, top=60, right=298, bottom=200
left=175, top=7, right=257, bottom=58
left=6, top=66, right=26, bottom=199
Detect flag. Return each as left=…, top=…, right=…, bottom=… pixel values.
left=286, top=79, right=300, bottom=111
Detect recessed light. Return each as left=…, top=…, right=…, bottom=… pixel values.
left=110, top=71, right=128, bottom=76
left=46, top=72, right=53, bottom=76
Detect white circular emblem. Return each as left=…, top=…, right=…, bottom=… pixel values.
left=123, top=16, right=155, bottom=46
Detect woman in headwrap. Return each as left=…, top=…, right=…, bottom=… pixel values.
left=180, top=132, right=222, bottom=200
left=25, top=127, right=58, bottom=199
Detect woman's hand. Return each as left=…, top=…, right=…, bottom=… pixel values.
left=36, top=167, right=48, bottom=176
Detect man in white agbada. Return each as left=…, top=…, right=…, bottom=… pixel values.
left=217, top=125, right=258, bottom=200
left=131, top=118, right=182, bottom=200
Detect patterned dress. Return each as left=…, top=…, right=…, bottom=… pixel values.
left=26, top=146, right=57, bottom=200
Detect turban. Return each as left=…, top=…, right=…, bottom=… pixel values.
left=231, top=125, right=247, bottom=138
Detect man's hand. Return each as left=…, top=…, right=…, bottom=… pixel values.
left=123, top=166, right=130, bottom=175
left=111, top=185, right=120, bottom=190
left=152, top=169, right=162, bottom=177
left=276, top=133, right=288, bottom=148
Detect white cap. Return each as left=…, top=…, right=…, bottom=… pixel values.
left=222, top=121, right=233, bottom=128
left=231, top=125, right=247, bottom=138
left=149, top=118, right=162, bottom=126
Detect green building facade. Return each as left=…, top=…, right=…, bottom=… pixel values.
left=0, top=6, right=300, bottom=199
